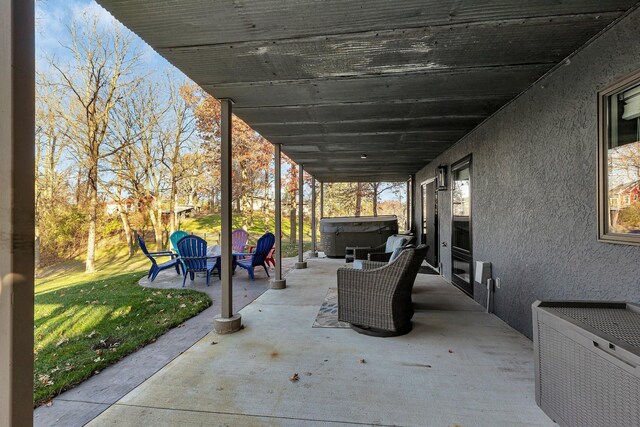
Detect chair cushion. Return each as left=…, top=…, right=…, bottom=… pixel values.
left=352, top=260, right=364, bottom=270
left=388, top=247, right=404, bottom=264
left=385, top=235, right=409, bottom=253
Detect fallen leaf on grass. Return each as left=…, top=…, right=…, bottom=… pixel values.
left=87, top=330, right=97, bottom=338
left=38, top=374, right=53, bottom=386
left=55, top=338, right=68, bottom=348
left=289, top=373, right=299, bottom=382
left=166, top=294, right=173, bottom=299
left=179, top=304, right=186, bottom=308
left=359, top=358, right=366, bottom=364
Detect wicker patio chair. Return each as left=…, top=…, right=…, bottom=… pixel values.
left=337, top=244, right=428, bottom=337
left=353, top=234, right=415, bottom=262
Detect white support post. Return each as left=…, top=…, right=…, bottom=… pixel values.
left=320, top=182, right=324, bottom=219
left=270, top=144, right=286, bottom=289
left=213, top=98, right=241, bottom=333
left=1, top=0, right=35, bottom=424
left=310, top=177, right=317, bottom=257
left=295, top=164, right=307, bottom=269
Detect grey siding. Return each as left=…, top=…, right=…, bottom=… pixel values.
left=414, top=7, right=640, bottom=338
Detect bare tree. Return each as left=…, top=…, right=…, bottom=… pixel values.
left=161, top=82, right=195, bottom=233
left=369, top=182, right=402, bottom=216
left=50, top=15, right=143, bottom=272
left=35, top=74, right=70, bottom=268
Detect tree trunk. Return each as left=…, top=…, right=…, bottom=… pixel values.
left=75, top=166, right=83, bottom=205
left=149, top=202, right=164, bottom=251
left=34, top=230, right=41, bottom=271
left=290, top=208, right=296, bottom=243
left=169, top=178, right=177, bottom=234
left=372, top=183, right=379, bottom=217
left=85, top=170, right=98, bottom=273
left=355, top=183, right=362, bottom=217
left=118, top=206, right=134, bottom=258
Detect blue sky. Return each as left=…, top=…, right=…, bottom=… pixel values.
left=35, top=0, right=183, bottom=81
left=34, top=0, right=407, bottom=203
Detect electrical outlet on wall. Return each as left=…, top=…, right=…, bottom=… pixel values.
left=495, top=278, right=501, bottom=289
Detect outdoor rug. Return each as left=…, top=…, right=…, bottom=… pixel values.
left=312, top=288, right=350, bottom=328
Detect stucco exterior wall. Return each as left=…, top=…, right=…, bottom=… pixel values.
left=414, top=7, right=640, bottom=338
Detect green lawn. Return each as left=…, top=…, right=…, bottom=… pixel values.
left=35, top=240, right=212, bottom=406
left=34, top=211, right=312, bottom=405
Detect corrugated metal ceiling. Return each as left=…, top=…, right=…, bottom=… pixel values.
left=98, top=0, right=638, bottom=181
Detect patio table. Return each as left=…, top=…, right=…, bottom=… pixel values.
left=205, top=245, right=248, bottom=273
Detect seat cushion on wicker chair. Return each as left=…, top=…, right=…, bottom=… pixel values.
left=385, top=235, right=409, bottom=253
left=388, top=247, right=404, bottom=263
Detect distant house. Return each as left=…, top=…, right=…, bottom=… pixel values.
left=609, top=179, right=640, bottom=210
left=105, top=195, right=156, bottom=216
left=161, top=205, right=199, bottom=220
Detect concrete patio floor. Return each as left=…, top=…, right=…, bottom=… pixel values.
left=86, top=257, right=554, bottom=427
left=34, top=257, right=297, bottom=427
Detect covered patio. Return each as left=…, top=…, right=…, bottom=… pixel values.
left=2, top=1, right=640, bottom=426
left=87, top=257, right=552, bottom=427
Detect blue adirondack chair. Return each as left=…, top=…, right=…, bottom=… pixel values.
left=170, top=230, right=189, bottom=273
left=235, top=232, right=275, bottom=280
left=176, top=235, right=220, bottom=287
left=138, top=235, right=180, bottom=282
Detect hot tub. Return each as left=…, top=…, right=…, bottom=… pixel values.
left=320, top=216, right=398, bottom=257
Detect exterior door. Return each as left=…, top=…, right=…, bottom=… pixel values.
left=451, top=156, right=473, bottom=296
left=421, top=178, right=439, bottom=269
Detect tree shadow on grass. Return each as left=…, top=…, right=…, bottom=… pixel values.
left=34, top=271, right=211, bottom=406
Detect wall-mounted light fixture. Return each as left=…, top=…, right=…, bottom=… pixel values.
left=361, top=154, right=367, bottom=159
left=437, top=165, right=447, bottom=191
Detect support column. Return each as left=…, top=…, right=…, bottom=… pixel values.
left=410, top=174, right=416, bottom=232
left=320, top=182, right=324, bottom=219
left=270, top=144, right=286, bottom=289
left=213, top=98, right=241, bottom=334
left=295, top=164, right=307, bottom=269
left=1, top=0, right=35, bottom=425
left=310, top=177, right=318, bottom=257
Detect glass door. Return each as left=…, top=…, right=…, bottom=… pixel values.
left=421, top=178, right=439, bottom=269
left=451, top=156, right=473, bottom=296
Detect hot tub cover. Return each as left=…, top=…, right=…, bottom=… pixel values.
left=320, top=216, right=398, bottom=233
